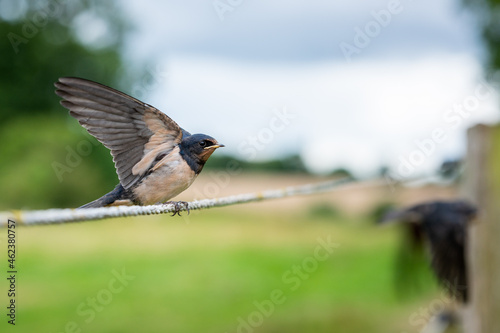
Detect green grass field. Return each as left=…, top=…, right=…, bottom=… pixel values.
left=2, top=206, right=444, bottom=332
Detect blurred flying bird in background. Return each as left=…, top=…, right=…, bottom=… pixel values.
left=380, top=200, right=478, bottom=303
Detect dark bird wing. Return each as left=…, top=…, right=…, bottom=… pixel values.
left=422, top=203, right=470, bottom=302
left=55, top=77, right=184, bottom=189
left=428, top=223, right=467, bottom=302
left=382, top=200, right=476, bottom=303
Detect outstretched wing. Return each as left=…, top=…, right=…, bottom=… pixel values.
left=55, top=77, right=183, bottom=189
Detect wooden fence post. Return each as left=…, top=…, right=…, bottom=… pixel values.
left=463, top=124, right=500, bottom=332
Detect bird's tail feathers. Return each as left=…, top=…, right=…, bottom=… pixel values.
left=79, top=198, right=106, bottom=208
left=78, top=184, right=128, bottom=209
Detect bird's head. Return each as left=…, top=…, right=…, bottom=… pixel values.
left=180, top=134, right=224, bottom=163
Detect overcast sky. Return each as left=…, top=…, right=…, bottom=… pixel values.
left=111, top=0, right=499, bottom=178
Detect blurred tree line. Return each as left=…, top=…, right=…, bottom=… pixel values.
left=465, top=0, right=500, bottom=75
left=204, top=154, right=309, bottom=173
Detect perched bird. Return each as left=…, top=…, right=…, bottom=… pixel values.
left=381, top=200, right=478, bottom=303
left=55, top=77, right=224, bottom=211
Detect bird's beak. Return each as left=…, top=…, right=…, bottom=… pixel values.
left=204, top=144, right=225, bottom=150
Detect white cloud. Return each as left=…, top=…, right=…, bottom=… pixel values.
left=119, top=0, right=496, bottom=176
left=122, top=0, right=482, bottom=62
left=144, top=54, right=497, bottom=176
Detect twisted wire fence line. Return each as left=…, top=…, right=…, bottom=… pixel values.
left=0, top=178, right=390, bottom=227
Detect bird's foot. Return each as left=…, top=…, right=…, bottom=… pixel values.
left=164, top=201, right=190, bottom=216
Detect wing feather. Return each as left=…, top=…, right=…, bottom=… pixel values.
left=55, top=77, right=184, bottom=189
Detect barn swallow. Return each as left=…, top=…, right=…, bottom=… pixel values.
left=55, top=77, right=224, bottom=212
left=380, top=200, right=477, bottom=303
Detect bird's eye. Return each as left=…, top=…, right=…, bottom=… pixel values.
left=199, top=140, right=207, bottom=147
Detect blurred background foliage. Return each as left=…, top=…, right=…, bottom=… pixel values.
left=0, top=0, right=130, bottom=122
left=0, top=0, right=133, bottom=209
left=465, top=0, right=500, bottom=74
